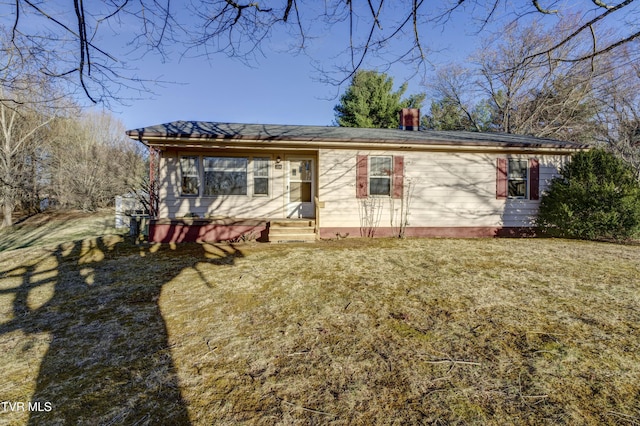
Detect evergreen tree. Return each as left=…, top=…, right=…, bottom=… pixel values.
left=537, top=149, right=640, bottom=241
left=334, top=71, right=425, bottom=128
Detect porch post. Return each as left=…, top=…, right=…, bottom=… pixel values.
left=149, top=147, right=159, bottom=218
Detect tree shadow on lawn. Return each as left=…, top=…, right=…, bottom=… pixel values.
left=0, top=236, right=244, bottom=425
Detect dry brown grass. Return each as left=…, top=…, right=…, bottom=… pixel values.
left=1, top=215, right=640, bottom=425
left=0, top=209, right=121, bottom=252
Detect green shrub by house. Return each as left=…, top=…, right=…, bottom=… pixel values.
left=537, top=149, right=640, bottom=241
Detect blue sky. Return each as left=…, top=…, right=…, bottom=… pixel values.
left=97, top=4, right=481, bottom=131
left=111, top=48, right=345, bottom=130
left=1, top=1, right=530, bottom=130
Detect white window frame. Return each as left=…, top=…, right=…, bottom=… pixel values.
left=253, top=157, right=270, bottom=196
left=179, top=154, right=276, bottom=198
left=508, top=158, right=528, bottom=199
left=202, top=156, right=248, bottom=196
left=369, top=155, right=393, bottom=196
left=180, top=156, right=200, bottom=196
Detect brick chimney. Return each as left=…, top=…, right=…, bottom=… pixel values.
left=399, top=108, right=420, bottom=131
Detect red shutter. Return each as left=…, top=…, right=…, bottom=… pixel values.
left=496, top=158, right=508, bottom=199
left=356, top=155, right=368, bottom=198
left=392, top=156, right=404, bottom=199
left=529, top=158, right=540, bottom=200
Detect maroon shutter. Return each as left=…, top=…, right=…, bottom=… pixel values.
left=529, top=158, right=540, bottom=200
left=392, top=156, right=404, bottom=199
left=356, top=155, right=368, bottom=198
left=496, top=158, right=508, bottom=199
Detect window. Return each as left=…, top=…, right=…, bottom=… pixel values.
left=203, top=157, right=247, bottom=196
left=180, top=156, right=199, bottom=195
left=369, top=156, right=392, bottom=196
left=356, top=155, right=404, bottom=199
left=508, top=159, right=528, bottom=198
left=253, top=157, right=269, bottom=195
left=497, top=158, right=539, bottom=200
left=289, top=159, right=312, bottom=202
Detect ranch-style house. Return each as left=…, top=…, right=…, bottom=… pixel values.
left=126, top=109, right=587, bottom=243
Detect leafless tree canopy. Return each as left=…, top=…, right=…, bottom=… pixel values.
left=4, top=0, right=640, bottom=103
left=423, top=17, right=640, bottom=177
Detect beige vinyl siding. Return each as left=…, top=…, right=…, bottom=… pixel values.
left=501, top=155, right=567, bottom=227
left=157, top=151, right=176, bottom=218
left=318, top=149, right=569, bottom=229
left=159, top=149, right=286, bottom=219
left=158, top=147, right=569, bottom=228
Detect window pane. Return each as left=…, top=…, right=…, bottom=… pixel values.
left=205, top=157, right=246, bottom=171
left=254, top=158, right=269, bottom=177
left=253, top=158, right=269, bottom=196
left=508, top=159, right=528, bottom=198
left=254, top=177, right=269, bottom=195
left=180, top=157, right=199, bottom=195
left=509, top=159, right=527, bottom=179
left=182, top=177, right=199, bottom=195
left=290, top=182, right=312, bottom=202
left=203, top=157, right=247, bottom=195
left=369, top=156, right=392, bottom=195
left=370, top=156, right=392, bottom=177
left=370, top=177, right=391, bottom=195
left=204, top=171, right=247, bottom=195
left=291, top=160, right=312, bottom=181
left=508, top=180, right=526, bottom=198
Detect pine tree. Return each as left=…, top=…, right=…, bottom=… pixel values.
left=334, top=71, right=424, bottom=128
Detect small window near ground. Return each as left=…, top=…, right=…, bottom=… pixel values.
left=253, top=157, right=269, bottom=195
left=180, top=156, right=199, bottom=196
left=369, top=156, right=392, bottom=196
left=508, top=159, right=528, bottom=198
left=203, top=157, right=248, bottom=196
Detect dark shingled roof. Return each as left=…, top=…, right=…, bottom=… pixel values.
left=126, top=120, right=589, bottom=149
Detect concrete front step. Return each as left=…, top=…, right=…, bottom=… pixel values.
left=270, top=233, right=317, bottom=243
left=269, top=227, right=316, bottom=235
left=269, top=219, right=317, bottom=243
left=271, top=219, right=315, bottom=227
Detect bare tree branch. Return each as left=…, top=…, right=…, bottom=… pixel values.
left=283, top=0, right=293, bottom=22
left=532, top=0, right=558, bottom=15
left=522, top=0, right=636, bottom=64
left=555, top=31, right=640, bottom=63
left=592, top=0, right=614, bottom=9
left=2, top=0, right=640, bottom=104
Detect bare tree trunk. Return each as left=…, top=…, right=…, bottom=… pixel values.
left=2, top=199, right=13, bottom=228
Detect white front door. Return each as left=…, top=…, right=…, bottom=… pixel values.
left=286, top=157, right=315, bottom=218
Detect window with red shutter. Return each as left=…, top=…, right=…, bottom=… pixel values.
left=507, top=159, right=528, bottom=198
left=496, top=158, right=508, bottom=199
left=529, top=158, right=540, bottom=200
left=358, top=155, right=404, bottom=198
left=393, top=156, right=404, bottom=199
left=497, top=157, right=540, bottom=200
left=356, top=155, right=368, bottom=198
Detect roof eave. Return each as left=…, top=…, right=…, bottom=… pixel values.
left=129, top=132, right=589, bottom=154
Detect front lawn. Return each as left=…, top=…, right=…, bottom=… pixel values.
left=1, top=231, right=639, bottom=424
